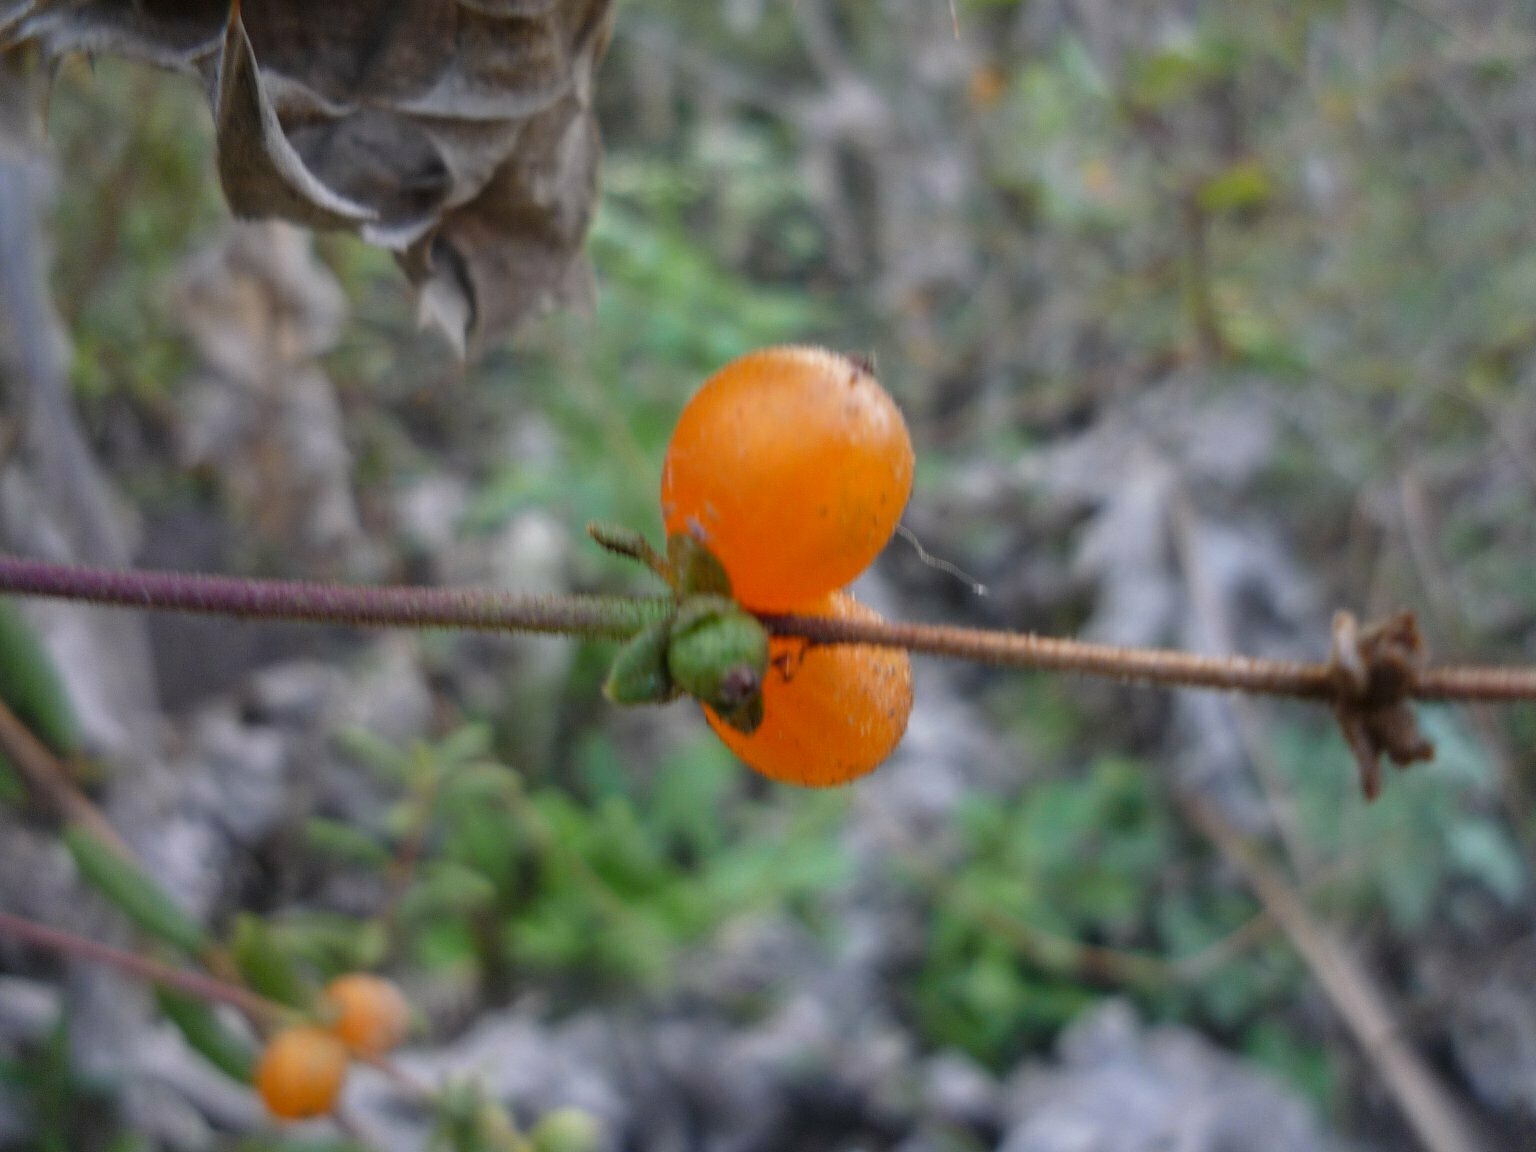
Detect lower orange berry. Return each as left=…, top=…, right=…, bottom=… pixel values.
left=705, top=592, right=912, bottom=787
left=255, top=1025, right=348, bottom=1121
left=322, top=973, right=410, bottom=1058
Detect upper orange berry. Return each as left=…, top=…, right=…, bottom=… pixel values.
left=322, top=973, right=410, bottom=1058
left=704, top=592, right=913, bottom=786
left=660, top=346, right=913, bottom=611
left=255, top=1025, right=348, bottom=1121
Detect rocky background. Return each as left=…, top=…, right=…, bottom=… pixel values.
left=3, top=2, right=1536, bottom=1151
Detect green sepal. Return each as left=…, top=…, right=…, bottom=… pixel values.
left=666, top=533, right=733, bottom=597
left=231, top=913, right=312, bottom=1008
left=587, top=521, right=672, bottom=582
left=64, top=825, right=209, bottom=955
left=666, top=597, right=768, bottom=734
left=604, top=618, right=682, bottom=706
left=155, top=987, right=256, bottom=1083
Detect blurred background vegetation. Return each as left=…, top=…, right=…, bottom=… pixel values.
left=6, top=1, right=1536, bottom=1150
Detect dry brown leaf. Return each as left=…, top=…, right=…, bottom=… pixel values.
left=1, top=0, right=614, bottom=352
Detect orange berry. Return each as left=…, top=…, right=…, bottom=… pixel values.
left=704, top=592, right=912, bottom=786
left=322, top=974, right=410, bottom=1057
left=255, top=1025, right=348, bottom=1121
left=661, top=346, right=913, bottom=611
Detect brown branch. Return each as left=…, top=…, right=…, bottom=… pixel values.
left=0, top=907, right=289, bottom=1022
left=0, top=695, right=130, bottom=856
left=764, top=610, right=1343, bottom=695
left=5, top=554, right=1536, bottom=797
left=5, top=554, right=1536, bottom=703
left=0, top=554, right=673, bottom=639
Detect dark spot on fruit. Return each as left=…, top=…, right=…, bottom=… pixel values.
left=718, top=664, right=762, bottom=706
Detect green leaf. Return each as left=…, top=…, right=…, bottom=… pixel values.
left=231, top=914, right=312, bottom=1008
left=268, top=911, right=385, bottom=976
left=0, top=600, right=82, bottom=756
left=303, top=818, right=392, bottom=869
left=1447, top=819, right=1527, bottom=905
left=439, top=761, right=522, bottom=807
left=433, top=723, right=496, bottom=768
left=1197, top=160, right=1274, bottom=213
left=156, top=989, right=255, bottom=1083
left=531, top=1108, right=602, bottom=1152
left=412, top=919, right=481, bottom=976
left=333, top=728, right=412, bottom=784
left=645, top=737, right=734, bottom=857
left=0, top=756, right=24, bottom=806
left=397, top=861, right=499, bottom=923
left=64, top=826, right=208, bottom=955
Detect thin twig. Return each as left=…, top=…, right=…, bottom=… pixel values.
left=0, top=555, right=672, bottom=638
left=5, top=555, right=1536, bottom=705
left=769, top=611, right=1340, bottom=695
left=1169, top=488, right=1314, bottom=875
left=0, top=908, right=290, bottom=1022
left=0, top=694, right=130, bottom=856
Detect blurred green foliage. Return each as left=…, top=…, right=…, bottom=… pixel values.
left=315, top=723, right=851, bottom=994
left=1272, top=708, right=1527, bottom=933
left=907, top=757, right=1305, bottom=1070
left=0, top=1014, right=142, bottom=1152
left=462, top=157, right=825, bottom=548
left=911, top=758, right=1170, bottom=1063
left=46, top=58, right=219, bottom=409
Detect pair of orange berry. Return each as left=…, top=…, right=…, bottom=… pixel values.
left=660, top=346, right=916, bottom=787
left=254, top=973, right=410, bottom=1121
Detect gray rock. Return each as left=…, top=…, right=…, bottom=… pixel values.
left=1000, top=1001, right=1333, bottom=1152
left=395, top=472, right=471, bottom=565
left=1428, top=935, right=1536, bottom=1123
left=921, top=1050, right=1002, bottom=1133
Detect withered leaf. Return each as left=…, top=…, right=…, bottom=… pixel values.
left=2, top=0, right=614, bottom=352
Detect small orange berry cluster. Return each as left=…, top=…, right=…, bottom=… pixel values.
left=659, top=346, right=916, bottom=787
left=255, top=973, right=410, bottom=1121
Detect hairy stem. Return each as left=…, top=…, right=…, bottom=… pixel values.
left=760, top=611, right=1536, bottom=702
left=4, top=554, right=1536, bottom=702
left=0, top=555, right=672, bottom=638
left=764, top=611, right=1338, bottom=697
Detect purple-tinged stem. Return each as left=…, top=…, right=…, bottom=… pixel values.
left=0, top=554, right=671, bottom=639
left=5, top=554, right=1536, bottom=702
left=0, top=908, right=288, bottom=1021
